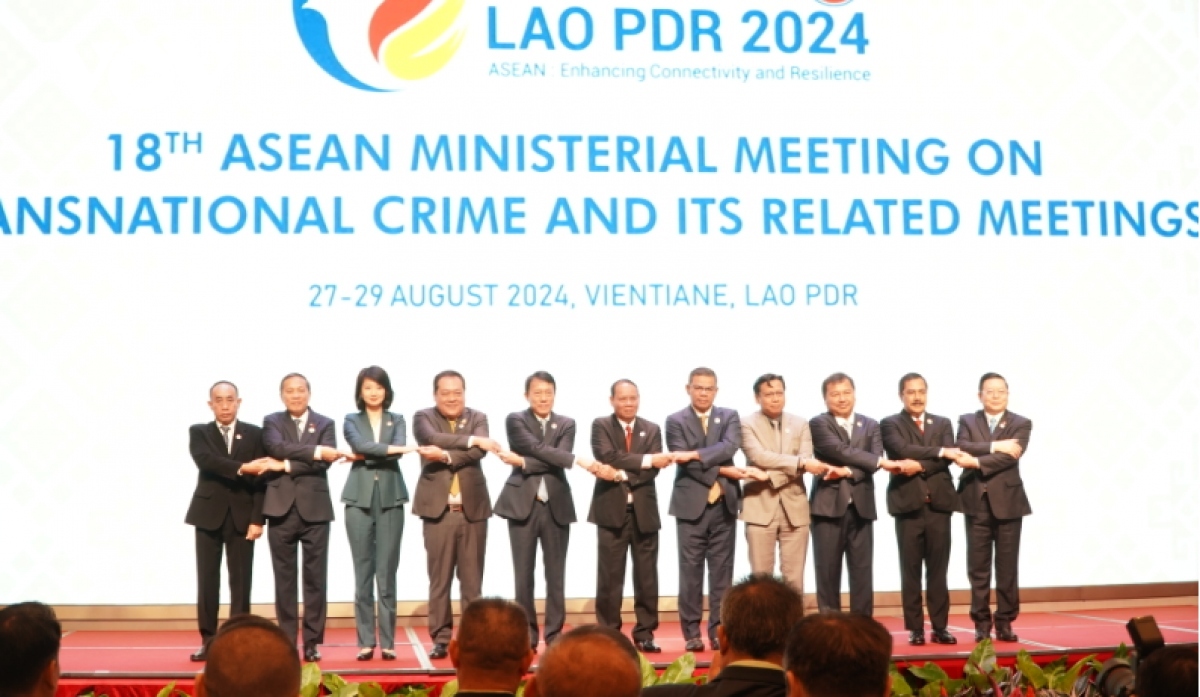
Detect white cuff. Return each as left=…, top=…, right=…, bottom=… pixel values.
left=640, top=455, right=652, bottom=469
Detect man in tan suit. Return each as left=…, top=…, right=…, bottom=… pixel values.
left=740, top=374, right=829, bottom=596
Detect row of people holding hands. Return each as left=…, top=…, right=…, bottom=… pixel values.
left=186, top=366, right=1031, bottom=662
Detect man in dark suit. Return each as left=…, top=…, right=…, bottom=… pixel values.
left=951, top=372, right=1032, bottom=643
left=261, top=373, right=345, bottom=662
left=448, top=598, right=535, bottom=697
left=880, top=373, right=963, bottom=646
left=643, top=574, right=803, bottom=697
left=494, top=371, right=580, bottom=650
left=809, top=372, right=893, bottom=617
left=186, top=380, right=273, bottom=661
left=666, top=367, right=745, bottom=652
left=412, top=370, right=498, bottom=660
left=588, top=379, right=673, bottom=653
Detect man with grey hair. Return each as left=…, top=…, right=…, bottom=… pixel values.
left=643, top=573, right=803, bottom=696
left=525, top=625, right=641, bottom=697
left=194, top=614, right=300, bottom=697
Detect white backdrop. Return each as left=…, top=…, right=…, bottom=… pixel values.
left=0, top=0, right=1197, bottom=607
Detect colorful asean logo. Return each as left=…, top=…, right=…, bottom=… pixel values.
left=293, top=0, right=466, bottom=92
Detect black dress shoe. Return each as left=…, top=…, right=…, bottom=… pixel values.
left=381, top=649, right=396, bottom=661
left=710, top=638, right=721, bottom=652
left=190, top=647, right=207, bottom=662
left=304, top=647, right=321, bottom=663
left=930, top=629, right=957, bottom=645
left=429, top=643, right=448, bottom=659
left=995, top=627, right=1019, bottom=642
left=356, top=648, right=374, bottom=661
left=908, top=631, right=926, bottom=646
left=974, top=630, right=991, bottom=642
left=635, top=640, right=662, bottom=654
left=684, top=638, right=704, bottom=652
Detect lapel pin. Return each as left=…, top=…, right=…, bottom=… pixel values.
left=714, top=417, right=721, bottom=424
left=551, top=423, right=558, bottom=429
left=308, top=426, right=315, bottom=433
left=856, top=421, right=863, bottom=428
left=235, top=434, right=242, bottom=440
left=1000, top=422, right=1006, bottom=429
left=387, top=421, right=393, bottom=427
left=639, top=431, right=645, bottom=437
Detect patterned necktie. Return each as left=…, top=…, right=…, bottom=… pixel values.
left=914, top=415, right=924, bottom=434
left=703, top=415, right=722, bottom=504
left=536, top=419, right=549, bottom=502
left=448, top=419, right=460, bottom=497
left=988, top=416, right=998, bottom=434
left=220, top=425, right=232, bottom=454
left=293, top=417, right=303, bottom=436
left=840, top=419, right=852, bottom=438
left=624, top=424, right=632, bottom=452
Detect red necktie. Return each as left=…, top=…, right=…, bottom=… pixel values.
left=625, top=425, right=633, bottom=452
left=914, top=416, right=924, bottom=433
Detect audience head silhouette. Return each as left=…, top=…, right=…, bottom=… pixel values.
left=784, top=612, right=891, bottom=697
left=718, top=573, right=805, bottom=663
left=195, top=614, right=300, bottom=697
left=0, top=602, right=61, bottom=697
left=450, top=598, right=535, bottom=695
left=1136, top=645, right=1198, bottom=697
left=526, top=625, right=641, bottom=697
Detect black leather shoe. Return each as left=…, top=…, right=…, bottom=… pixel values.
left=429, top=643, right=448, bottom=659
left=908, top=631, right=925, bottom=646
left=995, top=627, right=1019, bottom=642
left=635, top=640, right=662, bottom=654
left=356, top=648, right=374, bottom=661
left=930, top=629, right=957, bottom=645
left=190, top=647, right=207, bottom=662
left=684, top=638, right=704, bottom=652
left=381, top=649, right=396, bottom=661
left=974, top=630, right=991, bottom=642
left=304, top=647, right=321, bottom=663
left=710, top=638, right=721, bottom=652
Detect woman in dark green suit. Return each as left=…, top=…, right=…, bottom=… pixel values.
left=343, top=366, right=412, bottom=660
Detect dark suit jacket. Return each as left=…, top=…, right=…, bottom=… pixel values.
left=186, top=421, right=266, bottom=532
left=955, top=410, right=1033, bottom=520
left=494, top=408, right=577, bottom=525
left=589, top=414, right=663, bottom=533
left=341, top=410, right=409, bottom=509
left=808, top=412, right=881, bottom=520
left=411, top=406, right=492, bottom=522
left=261, top=410, right=337, bottom=523
left=642, top=665, right=787, bottom=697
left=665, top=406, right=743, bottom=521
left=880, top=412, right=962, bottom=516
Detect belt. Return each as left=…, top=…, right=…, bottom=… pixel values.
left=447, top=503, right=463, bottom=513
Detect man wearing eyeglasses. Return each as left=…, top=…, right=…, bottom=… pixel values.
left=949, top=372, right=1032, bottom=643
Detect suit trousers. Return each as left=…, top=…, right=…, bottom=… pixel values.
left=965, top=493, right=1023, bottom=631
left=596, top=506, right=659, bottom=642
left=424, top=508, right=487, bottom=644
left=508, top=501, right=570, bottom=646
left=345, top=486, right=405, bottom=650
left=676, top=502, right=736, bottom=641
left=895, top=504, right=951, bottom=632
left=195, top=508, right=255, bottom=645
left=267, top=506, right=329, bottom=649
left=745, top=504, right=809, bottom=597
left=811, top=502, right=874, bottom=616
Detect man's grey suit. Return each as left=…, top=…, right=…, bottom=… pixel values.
left=740, top=410, right=813, bottom=596
left=493, top=408, right=577, bottom=646
left=412, top=406, right=492, bottom=645
left=665, top=406, right=742, bottom=642
left=261, top=409, right=336, bottom=650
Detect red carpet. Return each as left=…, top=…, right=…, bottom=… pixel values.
left=56, top=606, right=1197, bottom=697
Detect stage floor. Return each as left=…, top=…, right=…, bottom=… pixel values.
left=58, top=605, right=1197, bottom=685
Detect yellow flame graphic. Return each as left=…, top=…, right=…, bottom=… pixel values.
left=380, top=0, right=466, bottom=81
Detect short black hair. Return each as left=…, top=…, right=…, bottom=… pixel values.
left=754, top=374, right=786, bottom=396
left=610, top=379, right=638, bottom=397
left=204, top=614, right=299, bottom=697
left=0, top=602, right=61, bottom=696
left=355, top=365, right=394, bottom=411
left=720, top=574, right=804, bottom=659
left=822, top=372, right=855, bottom=397
left=433, top=370, right=465, bottom=394
left=978, top=372, right=1007, bottom=391
left=525, top=371, right=556, bottom=394
left=209, top=380, right=238, bottom=397
left=898, top=373, right=926, bottom=394
left=1136, top=645, right=1198, bottom=697
left=535, top=625, right=641, bottom=697
left=785, top=613, right=891, bottom=697
left=688, top=367, right=717, bottom=383
left=280, top=372, right=310, bottom=391
left=456, top=598, right=530, bottom=675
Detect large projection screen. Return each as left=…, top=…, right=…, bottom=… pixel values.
left=0, top=0, right=1196, bottom=607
